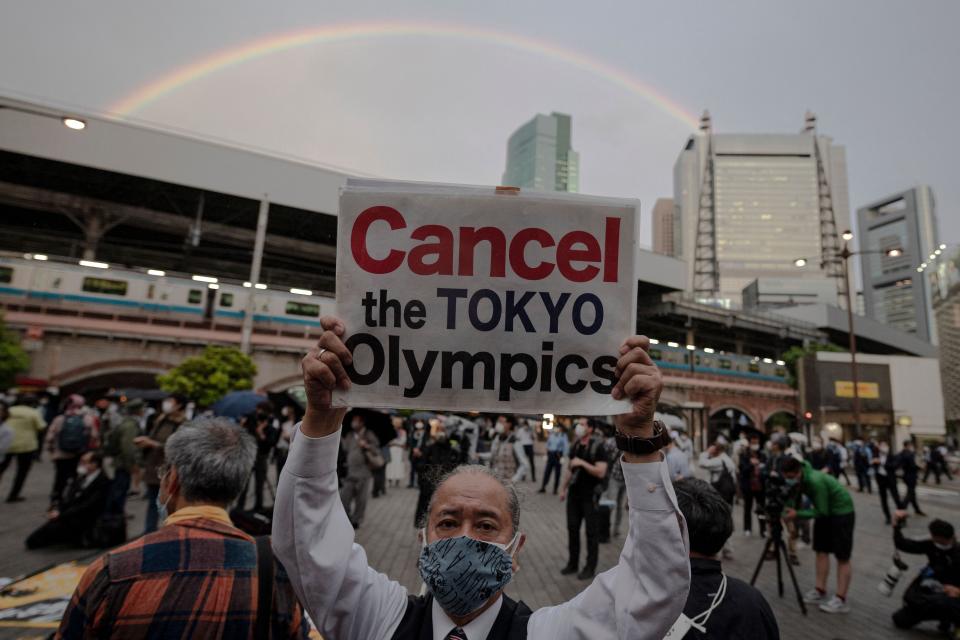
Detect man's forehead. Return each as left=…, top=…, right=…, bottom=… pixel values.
left=431, top=473, right=511, bottom=517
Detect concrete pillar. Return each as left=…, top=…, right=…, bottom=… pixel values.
left=241, top=197, right=269, bottom=354
left=82, top=211, right=103, bottom=260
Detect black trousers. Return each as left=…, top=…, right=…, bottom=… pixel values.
left=0, top=451, right=35, bottom=500
left=742, top=489, right=767, bottom=535
left=523, top=445, right=536, bottom=482
left=372, top=465, right=387, bottom=497
left=26, top=516, right=88, bottom=549
left=893, top=595, right=960, bottom=628
left=51, top=458, right=77, bottom=506
left=876, top=473, right=897, bottom=523
left=541, top=452, right=563, bottom=492
left=856, top=467, right=872, bottom=493
left=900, top=479, right=922, bottom=513
left=567, top=490, right=599, bottom=570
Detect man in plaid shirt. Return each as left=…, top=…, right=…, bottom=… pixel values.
left=57, top=418, right=310, bottom=639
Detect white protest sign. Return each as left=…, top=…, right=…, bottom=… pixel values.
left=333, top=178, right=638, bottom=415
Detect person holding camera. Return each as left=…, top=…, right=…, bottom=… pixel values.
left=559, top=417, right=609, bottom=580
left=890, top=512, right=960, bottom=631
left=780, top=456, right=855, bottom=614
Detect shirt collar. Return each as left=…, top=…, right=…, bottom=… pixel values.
left=432, top=595, right=503, bottom=640
left=81, top=469, right=101, bottom=488
left=689, top=556, right=723, bottom=575
left=163, top=505, right=234, bottom=528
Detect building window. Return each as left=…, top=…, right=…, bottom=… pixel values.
left=286, top=301, right=320, bottom=317
left=82, top=277, right=128, bottom=296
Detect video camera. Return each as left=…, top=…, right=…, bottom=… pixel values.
left=756, top=473, right=800, bottom=535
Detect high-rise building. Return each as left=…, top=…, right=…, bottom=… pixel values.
left=502, top=112, right=579, bottom=192
left=673, top=111, right=850, bottom=307
left=651, top=198, right=676, bottom=256
left=858, top=186, right=939, bottom=342
left=931, top=250, right=960, bottom=429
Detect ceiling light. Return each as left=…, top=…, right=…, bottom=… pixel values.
left=648, top=339, right=659, bottom=345
left=243, top=281, right=252, bottom=288
left=192, top=275, right=217, bottom=283
left=794, top=258, right=807, bottom=267
left=667, top=341, right=680, bottom=348
left=32, top=253, right=48, bottom=261
left=776, top=360, right=785, bottom=366
left=935, top=249, right=942, bottom=256
left=62, top=117, right=86, bottom=131
left=686, top=344, right=696, bottom=351
left=290, top=288, right=312, bottom=296
left=79, top=259, right=109, bottom=269
left=703, top=347, right=715, bottom=354
left=763, top=358, right=773, bottom=364
left=208, top=283, right=219, bottom=290
left=940, top=244, right=947, bottom=250
left=254, top=283, right=267, bottom=290
left=917, top=267, right=924, bottom=272
left=147, top=269, right=165, bottom=276
left=841, top=230, right=853, bottom=241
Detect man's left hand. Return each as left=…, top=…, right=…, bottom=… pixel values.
left=944, top=585, right=960, bottom=598
left=568, top=457, right=582, bottom=469
left=611, top=335, right=662, bottom=445
left=783, top=508, right=797, bottom=521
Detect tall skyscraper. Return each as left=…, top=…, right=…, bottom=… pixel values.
left=931, top=250, right=960, bottom=425
left=502, top=112, right=579, bottom=192
left=673, top=111, right=850, bottom=307
left=858, top=186, right=939, bottom=342
left=651, top=198, right=676, bottom=256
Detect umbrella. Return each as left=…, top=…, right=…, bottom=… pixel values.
left=212, top=391, right=267, bottom=420
left=343, top=408, right=396, bottom=445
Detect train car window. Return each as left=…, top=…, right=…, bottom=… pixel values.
left=748, top=362, right=760, bottom=374
left=188, top=289, right=202, bottom=304
left=0, top=266, right=12, bottom=283
left=649, top=348, right=662, bottom=360
left=286, top=300, right=320, bottom=317
left=82, top=277, right=128, bottom=296
left=220, top=292, right=234, bottom=308
left=719, top=359, right=732, bottom=370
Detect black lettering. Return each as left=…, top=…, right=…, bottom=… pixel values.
left=344, top=333, right=384, bottom=385
left=437, top=288, right=468, bottom=329
left=539, top=292, right=570, bottom=333
left=468, top=289, right=502, bottom=332
left=556, top=354, right=588, bottom=393
left=388, top=335, right=399, bottom=386
left=403, top=349, right=438, bottom=398
left=405, top=299, right=426, bottom=329
left=540, top=341, right=554, bottom=392
left=378, top=289, right=403, bottom=328
left=441, top=351, right=496, bottom=390
left=498, top=353, right=538, bottom=401
left=590, top=356, right=618, bottom=394
left=361, top=291, right=377, bottom=327
left=572, top=293, right=604, bottom=335
left=504, top=290, right=535, bottom=332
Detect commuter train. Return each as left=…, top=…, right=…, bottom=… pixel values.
left=648, top=341, right=788, bottom=384
left=0, top=254, right=333, bottom=329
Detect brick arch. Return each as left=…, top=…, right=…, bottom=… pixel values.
left=708, top=404, right=761, bottom=428
left=52, top=359, right=175, bottom=387
left=762, top=408, right=797, bottom=424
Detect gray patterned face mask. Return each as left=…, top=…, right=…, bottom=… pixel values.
left=417, top=532, right=519, bottom=616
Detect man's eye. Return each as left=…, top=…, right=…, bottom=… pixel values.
left=438, top=520, right=457, bottom=529
left=478, top=522, right=497, bottom=531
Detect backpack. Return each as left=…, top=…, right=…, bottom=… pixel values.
left=712, top=463, right=737, bottom=503
left=58, top=414, right=88, bottom=454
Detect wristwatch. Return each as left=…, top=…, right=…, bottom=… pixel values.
left=615, top=420, right=671, bottom=455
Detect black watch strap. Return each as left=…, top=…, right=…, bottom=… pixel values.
left=615, top=420, right=671, bottom=455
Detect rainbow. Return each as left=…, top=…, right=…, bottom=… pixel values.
left=110, top=21, right=700, bottom=129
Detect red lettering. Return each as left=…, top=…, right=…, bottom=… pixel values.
left=351, top=206, right=406, bottom=274
left=459, top=227, right=506, bottom=277
left=603, top=217, right=621, bottom=283
left=408, top=225, right=454, bottom=275
left=509, top=228, right=555, bottom=280
left=557, top=230, right=601, bottom=282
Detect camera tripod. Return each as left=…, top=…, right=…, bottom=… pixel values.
left=749, top=518, right=807, bottom=615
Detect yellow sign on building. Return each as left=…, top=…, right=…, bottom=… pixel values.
left=835, top=381, right=880, bottom=399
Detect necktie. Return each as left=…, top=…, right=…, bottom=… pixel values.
left=445, top=627, right=467, bottom=640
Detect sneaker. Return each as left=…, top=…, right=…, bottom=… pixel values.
left=803, top=589, right=825, bottom=604
left=818, top=595, right=850, bottom=614
left=577, top=566, right=596, bottom=580
left=560, top=564, right=578, bottom=576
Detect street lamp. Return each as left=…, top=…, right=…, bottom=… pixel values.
left=793, top=235, right=906, bottom=439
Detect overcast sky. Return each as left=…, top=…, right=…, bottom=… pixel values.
left=2, top=0, right=957, bottom=254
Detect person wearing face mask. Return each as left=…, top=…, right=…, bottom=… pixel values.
left=56, top=419, right=311, bottom=638
left=414, top=424, right=468, bottom=528
left=273, top=317, right=689, bottom=640
left=780, top=455, right=855, bottom=613
left=134, top=393, right=186, bottom=534
left=339, top=413, right=381, bottom=529
left=44, top=394, right=97, bottom=509
left=890, top=514, right=960, bottom=631
left=739, top=435, right=768, bottom=538
left=409, top=420, right=428, bottom=488
left=26, top=451, right=110, bottom=549
left=489, top=415, right=518, bottom=480
left=559, top=417, right=609, bottom=579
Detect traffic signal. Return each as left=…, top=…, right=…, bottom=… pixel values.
left=803, top=411, right=813, bottom=421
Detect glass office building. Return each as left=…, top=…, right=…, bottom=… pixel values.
left=502, top=112, right=579, bottom=193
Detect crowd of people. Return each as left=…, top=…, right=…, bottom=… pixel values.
left=0, top=365, right=957, bottom=636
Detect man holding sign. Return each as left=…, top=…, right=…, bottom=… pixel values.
left=273, top=181, right=690, bottom=639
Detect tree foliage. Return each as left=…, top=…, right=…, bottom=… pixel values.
left=0, top=313, right=30, bottom=389
left=157, top=345, right=257, bottom=407
left=780, top=342, right=845, bottom=389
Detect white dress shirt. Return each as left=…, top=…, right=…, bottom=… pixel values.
left=432, top=596, right=502, bottom=640
left=273, top=426, right=690, bottom=640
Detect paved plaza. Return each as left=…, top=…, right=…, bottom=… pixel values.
left=1, top=455, right=958, bottom=639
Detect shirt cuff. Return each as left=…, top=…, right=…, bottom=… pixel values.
left=622, top=456, right=676, bottom=512
left=284, top=423, right=341, bottom=479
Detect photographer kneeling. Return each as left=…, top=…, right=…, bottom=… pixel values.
left=780, top=456, right=855, bottom=614
left=890, top=512, right=960, bottom=631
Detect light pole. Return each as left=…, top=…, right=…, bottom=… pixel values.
left=794, top=231, right=904, bottom=440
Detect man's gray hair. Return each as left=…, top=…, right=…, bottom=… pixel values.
left=420, top=465, right=521, bottom=534
left=164, top=417, right=257, bottom=505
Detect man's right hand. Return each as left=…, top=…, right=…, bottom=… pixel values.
left=300, top=316, right=353, bottom=438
